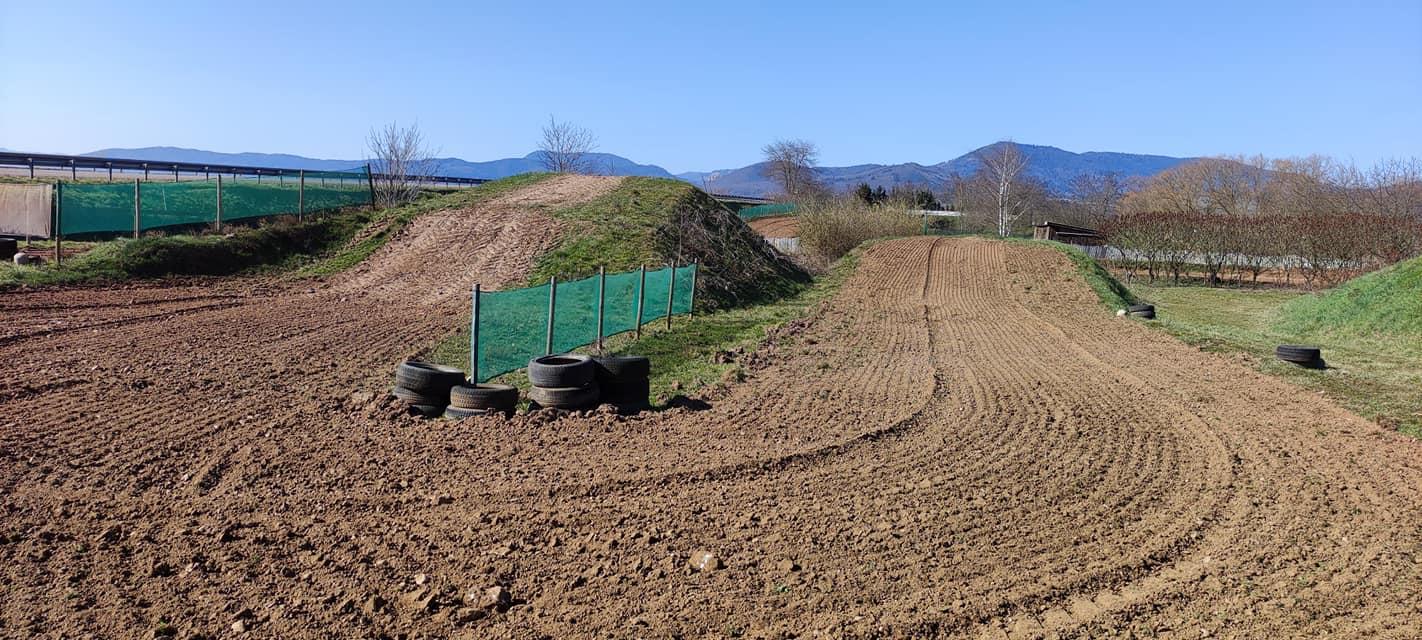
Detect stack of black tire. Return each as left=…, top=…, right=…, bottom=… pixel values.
left=593, top=355, right=651, bottom=412
left=446, top=383, right=518, bottom=418
left=1276, top=344, right=1325, bottom=369
left=527, top=354, right=601, bottom=410
left=392, top=361, right=466, bottom=417
left=1127, top=303, right=1156, bottom=319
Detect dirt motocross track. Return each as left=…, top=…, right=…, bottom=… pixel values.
left=3, top=215, right=1422, bottom=636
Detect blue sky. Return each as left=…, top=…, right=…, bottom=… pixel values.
left=1, top=1, right=1418, bottom=173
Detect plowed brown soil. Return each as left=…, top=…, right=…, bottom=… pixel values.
left=748, top=214, right=799, bottom=238
left=3, top=235, right=1421, bottom=639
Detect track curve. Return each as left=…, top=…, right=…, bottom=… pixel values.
left=1, top=236, right=1418, bottom=639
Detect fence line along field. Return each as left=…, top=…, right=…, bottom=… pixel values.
left=3, top=182, right=1420, bottom=638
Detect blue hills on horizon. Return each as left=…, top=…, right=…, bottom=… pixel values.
left=75, top=142, right=1192, bottom=197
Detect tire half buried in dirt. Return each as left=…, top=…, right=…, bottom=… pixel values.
left=1276, top=344, right=1325, bottom=368
left=450, top=383, right=517, bottom=415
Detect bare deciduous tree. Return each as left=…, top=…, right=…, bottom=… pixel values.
left=1067, top=171, right=1128, bottom=225
left=538, top=116, right=598, bottom=174
left=366, top=122, right=438, bottom=208
left=969, top=141, right=1037, bottom=237
left=762, top=139, right=822, bottom=200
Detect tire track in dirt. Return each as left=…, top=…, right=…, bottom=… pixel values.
left=2, top=235, right=1420, bottom=639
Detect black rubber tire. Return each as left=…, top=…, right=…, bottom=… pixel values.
left=392, top=385, right=448, bottom=405
left=529, top=383, right=600, bottom=410
left=1276, top=345, right=1322, bottom=363
left=1128, top=309, right=1156, bottom=319
left=396, top=361, right=466, bottom=393
left=1127, top=303, right=1155, bottom=313
left=449, top=383, right=518, bottom=411
left=601, top=377, right=650, bottom=404
left=444, top=406, right=493, bottom=420
left=408, top=403, right=445, bottom=418
left=528, top=354, right=594, bottom=388
left=0, top=238, right=16, bottom=261
left=593, top=356, right=651, bottom=383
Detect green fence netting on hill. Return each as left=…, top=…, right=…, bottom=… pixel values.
left=56, top=170, right=370, bottom=235
left=474, top=264, right=697, bottom=382
left=737, top=203, right=796, bottom=221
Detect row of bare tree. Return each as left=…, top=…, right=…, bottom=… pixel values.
left=1104, top=210, right=1422, bottom=288
left=364, top=118, right=602, bottom=207
left=1102, top=155, right=1422, bottom=287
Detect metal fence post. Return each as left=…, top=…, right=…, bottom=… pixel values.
left=665, top=261, right=677, bottom=330
left=298, top=170, right=305, bottom=221
left=215, top=175, right=223, bottom=231
left=634, top=265, right=646, bottom=339
left=545, top=276, right=558, bottom=355
left=133, top=179, right=141, bottom=239
left=470, top=283, right=481, bottom=383
left=596, top=266, right=606, bottom=354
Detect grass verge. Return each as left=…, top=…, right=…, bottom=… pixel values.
left=424, top=242, right=866, bottom=403
left=1134, top=283, right=1422, bottom=437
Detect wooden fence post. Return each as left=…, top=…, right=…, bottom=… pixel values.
left=54, top=181, right=63, bottom=267
left=665, top=261, right=677, bottom=330
left=215, top=175, right=223, bottom=231
left=687, top=262, right=698, bottom=317
left=470, top=283, right=481, bottom=383
left=298, top=170, right=305, bottom=221
left=634, top=265, right=646, bottom=339
left=596, top=266, right=606, bottom=354
left=133, top=179, right=141, bottom=239
left=364, top=164, right=377, bottom=209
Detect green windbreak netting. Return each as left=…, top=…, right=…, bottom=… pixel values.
left=475, top=264, right=697, bottom=381
left=737, top=203, right=796, bottom=221
left=57, top=171, right=369, bottom=235
left=476, top=282, right=552, bottom=382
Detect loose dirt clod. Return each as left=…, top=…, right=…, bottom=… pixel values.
left=689, top=550, right=723, bottom=572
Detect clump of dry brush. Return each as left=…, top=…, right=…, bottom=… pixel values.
left=796, top=195, right=924, bottom=267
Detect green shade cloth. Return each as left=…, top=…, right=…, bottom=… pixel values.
left=57, top=170, right=370, bottom=235
left=737, top=203, right=796, bottom=221
left=474, top=264, right=696, bottom=381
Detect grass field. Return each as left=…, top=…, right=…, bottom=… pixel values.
left=1134, top=282, right=1422, bottom=437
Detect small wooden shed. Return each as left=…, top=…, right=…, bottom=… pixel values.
left=1032, top=221, right=1103, bottom=245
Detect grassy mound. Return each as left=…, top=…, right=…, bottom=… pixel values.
left=1274, top=255, right=1422, bottom=351
left=531, top=177, right=810, bottom=309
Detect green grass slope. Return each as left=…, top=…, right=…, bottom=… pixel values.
left=532, top=177, right=810, bottom=309
left=1275, top=255, right=1422, bottom=353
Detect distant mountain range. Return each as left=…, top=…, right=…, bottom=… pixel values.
left=74, top=143, right=1193, bottom=197
left=80, top=147, right=676, bottom=180
left=682, top=143, right=1192, bottom=196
